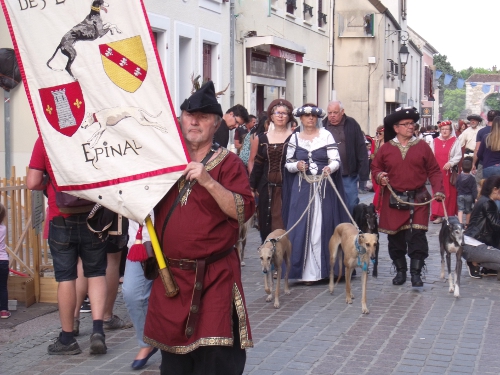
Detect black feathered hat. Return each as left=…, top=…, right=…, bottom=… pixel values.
left=467, top=114, right=482, bottom=122
left=180, top=81, right=223, bottom=117
left=383, top=106, right=420, bottom=142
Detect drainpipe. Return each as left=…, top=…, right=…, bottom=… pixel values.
left=329, top=0, right=335, bottom=99
left=229, top=0, right=235, bottom=107
left=4, top=90, right=11, bottom=179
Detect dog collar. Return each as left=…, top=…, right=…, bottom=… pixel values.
left=355, top=235, right=366, bottom=255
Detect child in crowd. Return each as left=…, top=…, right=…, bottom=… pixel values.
left=456, top=158, right=477, bottom=226
left=0, top=203, right=10, bottom=319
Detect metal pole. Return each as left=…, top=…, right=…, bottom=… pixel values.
left=4, top=90, right=11, bottom=179
left=229, top=0, right=235, bottom=107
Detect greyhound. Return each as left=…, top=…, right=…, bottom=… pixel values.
left=46, top=0, right=122, bottom=80
left=81, top=107, right=167, bottom=148
left=328, top=223, right=378, bottom=314
left=353, top=203, right=380, bottom=277
left=439, top=216, right=464, bottom=298
left=236, top=218, right=252, bottom=266
left=258, top=229, right=292, bottom=309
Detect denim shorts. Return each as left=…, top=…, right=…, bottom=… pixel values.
left=457, top=195, right=473, bottom=214
left=49, top=214, right=107, bottom=282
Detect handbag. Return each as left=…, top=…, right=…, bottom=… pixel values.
left=389, top=190, right=412, bottom=210
left=415, top=185, right=432, bottom=203
left=140, top=242, right=159, bottom=280
left=449, top=165, right=458, bottom=186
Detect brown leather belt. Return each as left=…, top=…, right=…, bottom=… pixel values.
left=167, top=247, right=235, bottom=338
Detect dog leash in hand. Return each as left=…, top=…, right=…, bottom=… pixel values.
left=326, top=174, right=360, bottom=231
left=273, top=171, right=327, bottom=242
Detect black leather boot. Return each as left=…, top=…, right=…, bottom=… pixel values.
left=410, top=259, right=425, bottom=287
left=392, top=258, right=407, bottom=285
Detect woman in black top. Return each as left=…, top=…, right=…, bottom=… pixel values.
left=463, top=175, right=500, bottom=278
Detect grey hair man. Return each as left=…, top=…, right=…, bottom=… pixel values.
left=322, top=100, right=369, bottom=214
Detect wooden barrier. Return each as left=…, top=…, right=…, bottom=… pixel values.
left=2, top=166, right=57, bottom=304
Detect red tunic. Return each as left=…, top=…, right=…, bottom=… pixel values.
left=144, top=149, right=255, bottom=354
left=371, top=138, right=444, bottom=234
left=431, top=137, right=458, bottom=218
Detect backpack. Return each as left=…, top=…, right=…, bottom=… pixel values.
left=51, top=183, right=95, bottom=214
left=239, top=132, right=252, bottom=166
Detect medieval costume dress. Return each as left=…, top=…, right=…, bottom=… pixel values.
left=282, top=129, right=350, bottom=280
left=144, top=149, right=254, bottom=355
left=372, top=138, right=443, bottom=235
left=250, top=133, right=289, bottom=242
left=430, top=134, right=461, bottom=220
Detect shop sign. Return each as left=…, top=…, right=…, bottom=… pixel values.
left=270, top=45, right=303, bottom=63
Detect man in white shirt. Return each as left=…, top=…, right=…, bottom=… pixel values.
left=459, top=114, right=484, bottom=157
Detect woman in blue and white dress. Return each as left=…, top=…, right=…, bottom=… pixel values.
left=282, top=104, right=350, bottom=283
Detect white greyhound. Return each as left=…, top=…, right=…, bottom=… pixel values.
left=80, top=106, right=167, bottom=148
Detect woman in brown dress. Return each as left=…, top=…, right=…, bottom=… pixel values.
left=250, top=99, right=294, bottom=242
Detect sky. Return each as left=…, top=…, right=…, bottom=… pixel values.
left=407, top=0, right=499, bottom=72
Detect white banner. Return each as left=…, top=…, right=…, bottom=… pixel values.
left=2, top=0, right=189, bottom=222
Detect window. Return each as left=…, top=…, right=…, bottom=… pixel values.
left=318, top=0, right=327, bottom=28
left=203, top=43, right=212, bottom=82
left=286, top=0, right=297, bottom=15
left=386, top=102, right=398, bottom=115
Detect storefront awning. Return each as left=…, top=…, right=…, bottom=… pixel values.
left=245, top=36, right=306, bottom=63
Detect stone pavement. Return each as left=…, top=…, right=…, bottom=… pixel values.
left=2, top=192, right=500, bottom=374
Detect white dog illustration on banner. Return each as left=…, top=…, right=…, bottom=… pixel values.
left=81, top=107, right=167, bottom=148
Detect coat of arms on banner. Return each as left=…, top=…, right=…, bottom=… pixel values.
left=39, top=82, right=85, bottom=137
left=99, top=36, right=148, bottom=93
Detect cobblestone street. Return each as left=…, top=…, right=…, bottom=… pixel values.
left=2, top=194, right=500, bottom=374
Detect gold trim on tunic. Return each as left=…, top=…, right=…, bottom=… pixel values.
left=233, top=283, right=253, bottom=349
left=379, top=223, right=428, bottom=235
left=143, top=282, right=253, bottom=354
left=233, top=193, right=245, bottom=226
left=178, top=148, right=230, bottom=205
left=389, top=138, right=421, bottom=160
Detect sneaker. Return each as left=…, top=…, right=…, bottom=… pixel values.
left=467, top=262, right=482, bottom=279
left=73, top=319, right=80, bottom=336
left=89, top=333, right=107, bottom=354
left=481, top=268, right=498, bottom=277
left=48, top=333, right=82, bottom=355
left=104, top=314, right=133, bottom=331
left=80, top=301, right=91, bottom=313
left=0, top=311, right=11, bottom=319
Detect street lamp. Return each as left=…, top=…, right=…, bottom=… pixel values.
left=399, top=43, right=409, bottom=82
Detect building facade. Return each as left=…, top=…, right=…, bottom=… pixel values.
left=408, top=27, right=439, bottom=127
left=332, top=0, right=422, bottom=136
left=233, top=0, right=333, bottom=116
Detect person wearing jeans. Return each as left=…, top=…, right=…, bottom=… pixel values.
left=122, top=218, right=157, bottom=370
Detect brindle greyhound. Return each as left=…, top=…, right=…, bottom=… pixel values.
left=47, top=0, right=121, bottom=80
left=439, top=216, right=464, bottom=298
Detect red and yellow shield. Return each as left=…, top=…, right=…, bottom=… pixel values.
left=99, top=36, right=148, bottom=93
left=39, top=82, right=85, bottom=137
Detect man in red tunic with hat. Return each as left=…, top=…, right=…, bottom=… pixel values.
left=372, top=107, right=445, bottom=287
left=144, top=81, right=255, bottom=374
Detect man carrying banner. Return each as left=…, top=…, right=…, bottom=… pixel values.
left=143, top=81, right=255, bottom=375
left=27, top=139, right=109, bottom=355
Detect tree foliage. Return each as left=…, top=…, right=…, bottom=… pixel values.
left=484, top=93, right=500, bottom=112
left=434, top=55, right=500, bottom=119
left=443, top=89, right=466, bottom=121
